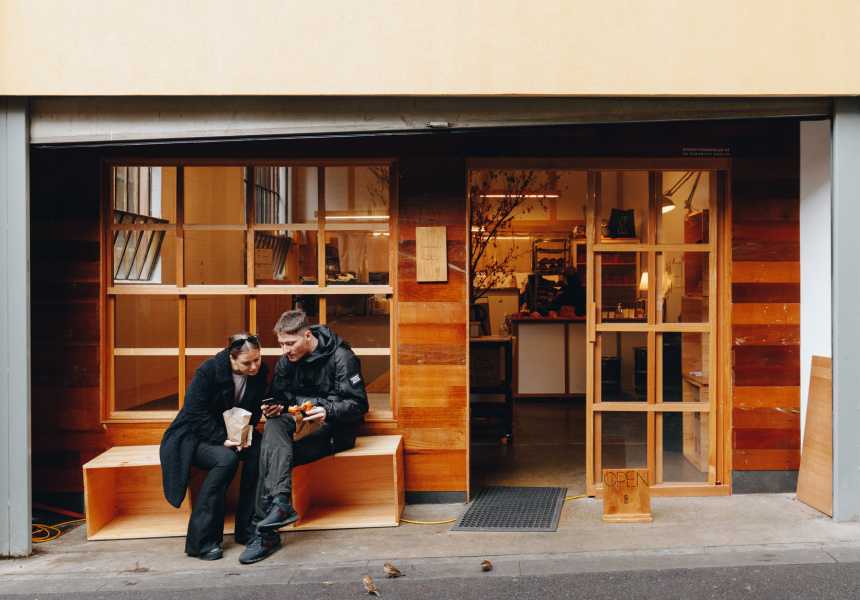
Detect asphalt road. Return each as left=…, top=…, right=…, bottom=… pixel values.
left=6, top=561, right=860, bottom=600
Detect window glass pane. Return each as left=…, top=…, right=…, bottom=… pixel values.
left=600, top=412, right=647, bottom=470
left=115, top=356, right=178, bottom=411
left=185, top=230, right=247, bottom=285
left=186, top=296, right=248, bottom=349
left=115, top=295, right=179, bottom=348
left=252, top=167, right=285, bottom=225
left=599, top=331, right=648, bottom=401
left=324, top=166, right=390, bottom=222
left=127, top=167, right=139, bottom=214
left=660, top=412, right=709, bottom=483
left=596, top=251, right=643, bottom=320
left=287, top=166, right=319, bottom=224
left=253, top=232, right=292, bottom=282
left=659, top=333, right=683, bottom=402
left=327, top=296, right=391, bottom=348
left=185, top=166, right=246, bottom=224
left=325, top=230, right=390, bottom=285
left=358, top=354, right=391, bottom=411
left=657, top=172, right=710, bottom=244
left=114, top=167, right=127, bottom=211
left=598, top=171, right=648, bottom=243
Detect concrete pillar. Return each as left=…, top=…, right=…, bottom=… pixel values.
left=832, top=98, right=860, bottom=521
left=0, top=97, right=31, bottom=556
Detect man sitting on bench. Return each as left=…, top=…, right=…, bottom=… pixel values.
left=239, top=309, right=369, bottom=564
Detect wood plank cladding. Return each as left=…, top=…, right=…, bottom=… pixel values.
left=30, top=165, right=105, bottom=493
left=730, top=125, right=802, bottom=473
left=391, top=157, right=469, bottom=495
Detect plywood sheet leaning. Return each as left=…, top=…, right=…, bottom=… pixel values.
left=796, top=356, right=832, bottom=516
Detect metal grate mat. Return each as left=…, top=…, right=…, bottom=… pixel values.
left=452, top=486, right=567, bottom=532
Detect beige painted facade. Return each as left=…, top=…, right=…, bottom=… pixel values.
left=2, top=0, right=859, bottom=96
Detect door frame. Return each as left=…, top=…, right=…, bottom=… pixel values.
left=467, top=158, right=732, bottom=498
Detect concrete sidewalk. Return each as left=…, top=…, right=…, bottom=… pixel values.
left=4, top=494, right=860, bottom=596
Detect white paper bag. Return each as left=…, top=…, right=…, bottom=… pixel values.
left=223, top=407, right=253, bottom=447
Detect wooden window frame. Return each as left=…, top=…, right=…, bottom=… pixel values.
left=101, top=159, right=398, bottom=424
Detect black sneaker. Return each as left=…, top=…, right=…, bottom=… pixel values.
left=238, top=532, right=281, bottom=564
left=256, top=499, right=300, bottom=532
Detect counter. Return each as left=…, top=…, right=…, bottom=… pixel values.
left=511, top=317, right=586, bottom=397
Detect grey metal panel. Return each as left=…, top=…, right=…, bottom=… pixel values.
left=29, top=96, right=832, bottom=146
left=832, top=98, right=860, bottom=522
left=0, top=97, right=32, bottom=557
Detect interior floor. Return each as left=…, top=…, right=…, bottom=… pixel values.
left=471, top=399, right=587, bottom=494
left=470, top=397, right=708, bottom=494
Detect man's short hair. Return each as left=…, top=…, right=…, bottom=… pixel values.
left=274, top=310, right=310, bottom=335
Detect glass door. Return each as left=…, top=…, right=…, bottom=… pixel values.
left=585, top=169, right=723, bottom=497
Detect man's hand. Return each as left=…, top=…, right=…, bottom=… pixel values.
left=223, top=439, right=242, bottom=452
left=303, top=405, right=326, bottom=422
left=262, top=403, right=283, bottom=418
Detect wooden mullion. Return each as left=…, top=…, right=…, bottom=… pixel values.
left=317, top=167, right=327, bottom=324
left=175, top=167, right=185, bottom=287
left=246, top=166, right=256, bottom=289
left=176, top=167, right=186, bottom=410
left=585, top=171, right=597, bottom=495
left=178, top=296, right=186, bottom=408
left=106, top=296, right=115, bottom=420
left=389, top=160, right=399, bottom=420
left=102, top=162, right=114, bottom=422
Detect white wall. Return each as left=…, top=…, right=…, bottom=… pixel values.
left=800, top=120, right=832, bottom=443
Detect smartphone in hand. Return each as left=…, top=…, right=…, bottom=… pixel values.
left=261, top=398, right=276, bottom=406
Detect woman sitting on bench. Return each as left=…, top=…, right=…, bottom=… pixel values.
left=160, top=333, right=269, bottom=561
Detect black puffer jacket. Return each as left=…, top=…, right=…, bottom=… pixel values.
left=159, top=349, right=268, bottom=508
left=268, top=325, right=368, bottom=432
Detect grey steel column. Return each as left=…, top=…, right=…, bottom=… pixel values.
left=832, top=98, right=860, bottom=522
left=0, top=97, right=31, bottom=556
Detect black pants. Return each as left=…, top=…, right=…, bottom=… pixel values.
left=253, top=416, right=357, bottom=525
left=186, top=428, right=261, bottom=555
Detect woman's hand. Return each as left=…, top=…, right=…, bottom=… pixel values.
left=223, top=439, right=242, bottom=452
left=303, top=405, right=326, bottom=422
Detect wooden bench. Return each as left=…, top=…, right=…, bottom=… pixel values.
left=82, top=435, right=405, bottom=540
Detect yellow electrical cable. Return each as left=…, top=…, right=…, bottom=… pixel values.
left=400, top=495, right=585, bottom=525
left=32, top=519, right=86, bottom=543
left=400, top=518, right=458, bottom=524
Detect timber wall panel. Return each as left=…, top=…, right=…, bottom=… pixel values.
left=391, top=157, right=470, bottom=495
left=30, top=151, right=104, bottom=494
left=730, top=124, right=802, bottom=473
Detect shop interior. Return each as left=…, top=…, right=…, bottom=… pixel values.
left=469, top=169, right=713, bottom=493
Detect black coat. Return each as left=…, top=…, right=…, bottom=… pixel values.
left=160, top=349, right=268, bottom=508
left=267, top=325, right=368, bottom=433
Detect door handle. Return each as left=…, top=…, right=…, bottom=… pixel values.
left=587, top=301, right=596, bottom=343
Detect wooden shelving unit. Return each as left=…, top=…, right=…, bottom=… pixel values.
left=531, top=237, right=571, bottom=314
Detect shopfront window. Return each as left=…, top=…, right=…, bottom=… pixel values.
left=106, top=163, right=395, bottom=420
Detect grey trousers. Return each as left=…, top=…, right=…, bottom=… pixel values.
left=253, top=415, right=358, bottom=525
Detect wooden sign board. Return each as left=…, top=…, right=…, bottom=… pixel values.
left=796, top=356, right=832, bottom=516
left=416, top=226, right=447, bottom=282
left=602, top=469, right=652, bottom=523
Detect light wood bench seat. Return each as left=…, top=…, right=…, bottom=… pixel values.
left=82, top=435, right=405, bottom=540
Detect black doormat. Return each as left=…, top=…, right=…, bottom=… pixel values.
left=452, top=486, right=567, bottom=532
